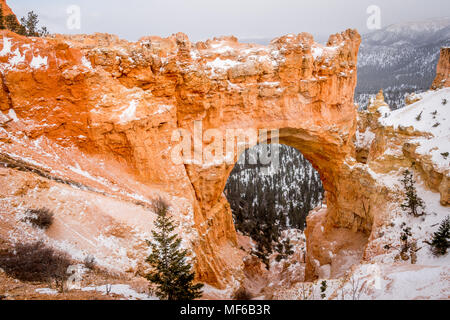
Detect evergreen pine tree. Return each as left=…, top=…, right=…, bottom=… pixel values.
left=20, top=11, right=39, bottom=36
left=426, top=216, right=450, bottom=256
left=5, top=15, right=25, bottom=35
left=400, top=169, right=426, bottom=217
left=146, top=198, right=203, bottom=300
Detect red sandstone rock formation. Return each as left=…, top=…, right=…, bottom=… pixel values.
left=432, top=47, right=450, bottom=89
left=0, top=29, right=365, bottom=287
left=0, top=1, right=448, bottom=298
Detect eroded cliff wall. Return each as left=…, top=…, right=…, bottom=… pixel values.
left=432, top=47, right=450, bottom=89
left=0, top=28, right=367, bottom=287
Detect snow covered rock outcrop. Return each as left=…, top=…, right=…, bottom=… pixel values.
left=432, top=47, right=450, bottom=90
left=274, top=77, right=449, bottom=299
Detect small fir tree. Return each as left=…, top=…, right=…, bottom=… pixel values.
left=426, top=216, right=450, bottom=256
left=5, top=14, right=25, bottom=35
left=20, top=11, right=39, bottom=36
left=146, top=198, right=203, bottom=300
left=320, top=280, right=328, bottom=299
left=400, top=169, right=425, bottom=217
left=275, top=238, right=294, bottom=262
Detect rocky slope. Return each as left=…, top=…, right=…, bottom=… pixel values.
left=272, top=51, right=449, bottom=298
left=0, top=27, right=365, bottom=292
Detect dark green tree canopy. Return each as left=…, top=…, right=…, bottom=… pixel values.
left=400, top=169, right=426, bottom=217
left=146, top=198, right=203, bottom=300
left=426, top=216, right=450, bottom=256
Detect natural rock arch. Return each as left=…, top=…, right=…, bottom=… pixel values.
left=168, top=31, right=369, bottom=286
left=0, top=29, right=382, bottom=288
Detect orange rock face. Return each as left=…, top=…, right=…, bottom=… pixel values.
left=0, top=0, right=15, bottom=18
left=0, top=29, right=365, bottom=288
left=432, top=47, right=450, bottom=89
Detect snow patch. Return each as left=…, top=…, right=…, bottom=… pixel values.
left=119, top=100, right=138, bottom=124
left=30, top=55, right=48, bottom=69
left=355, top=128, right=375, bottom=149
left=0, top=37, right=12, bottom=56
left=81, top=284, right=157, bottom=300
left=8, top=109, right=19, bottom=122
left=380, top=88, right=450, bottom=137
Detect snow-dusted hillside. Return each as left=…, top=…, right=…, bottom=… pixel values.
left=380, top=88, right=450, bottom=172
left=273, top=87, right=450, bottom=300
left=342, top=88, right=450, bottom=299
left=356, top=17, right=450, bottom=110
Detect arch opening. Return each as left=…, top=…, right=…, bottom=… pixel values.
left=224, top=143, right=324, bottom=267
left=186, top=123, right=369, bottom=288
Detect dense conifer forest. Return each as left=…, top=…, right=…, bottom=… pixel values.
left=224, top=145, right=324, bottom=260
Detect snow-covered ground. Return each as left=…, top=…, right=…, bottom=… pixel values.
left=33, top=284, right=157, bottom=300
left=348, top=177, right=449, bottom=300
left=278, top=88, right=450, bottom=300
left=380, top=87, right=450, bottom=173
left=341, top=88, right=450, bottom=300
left=356, top=17, right=450, bottom=110
left=81, top=284, right=157, bottom=300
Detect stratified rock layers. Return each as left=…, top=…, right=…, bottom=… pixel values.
left=0, top=29, right=369, bottom=287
